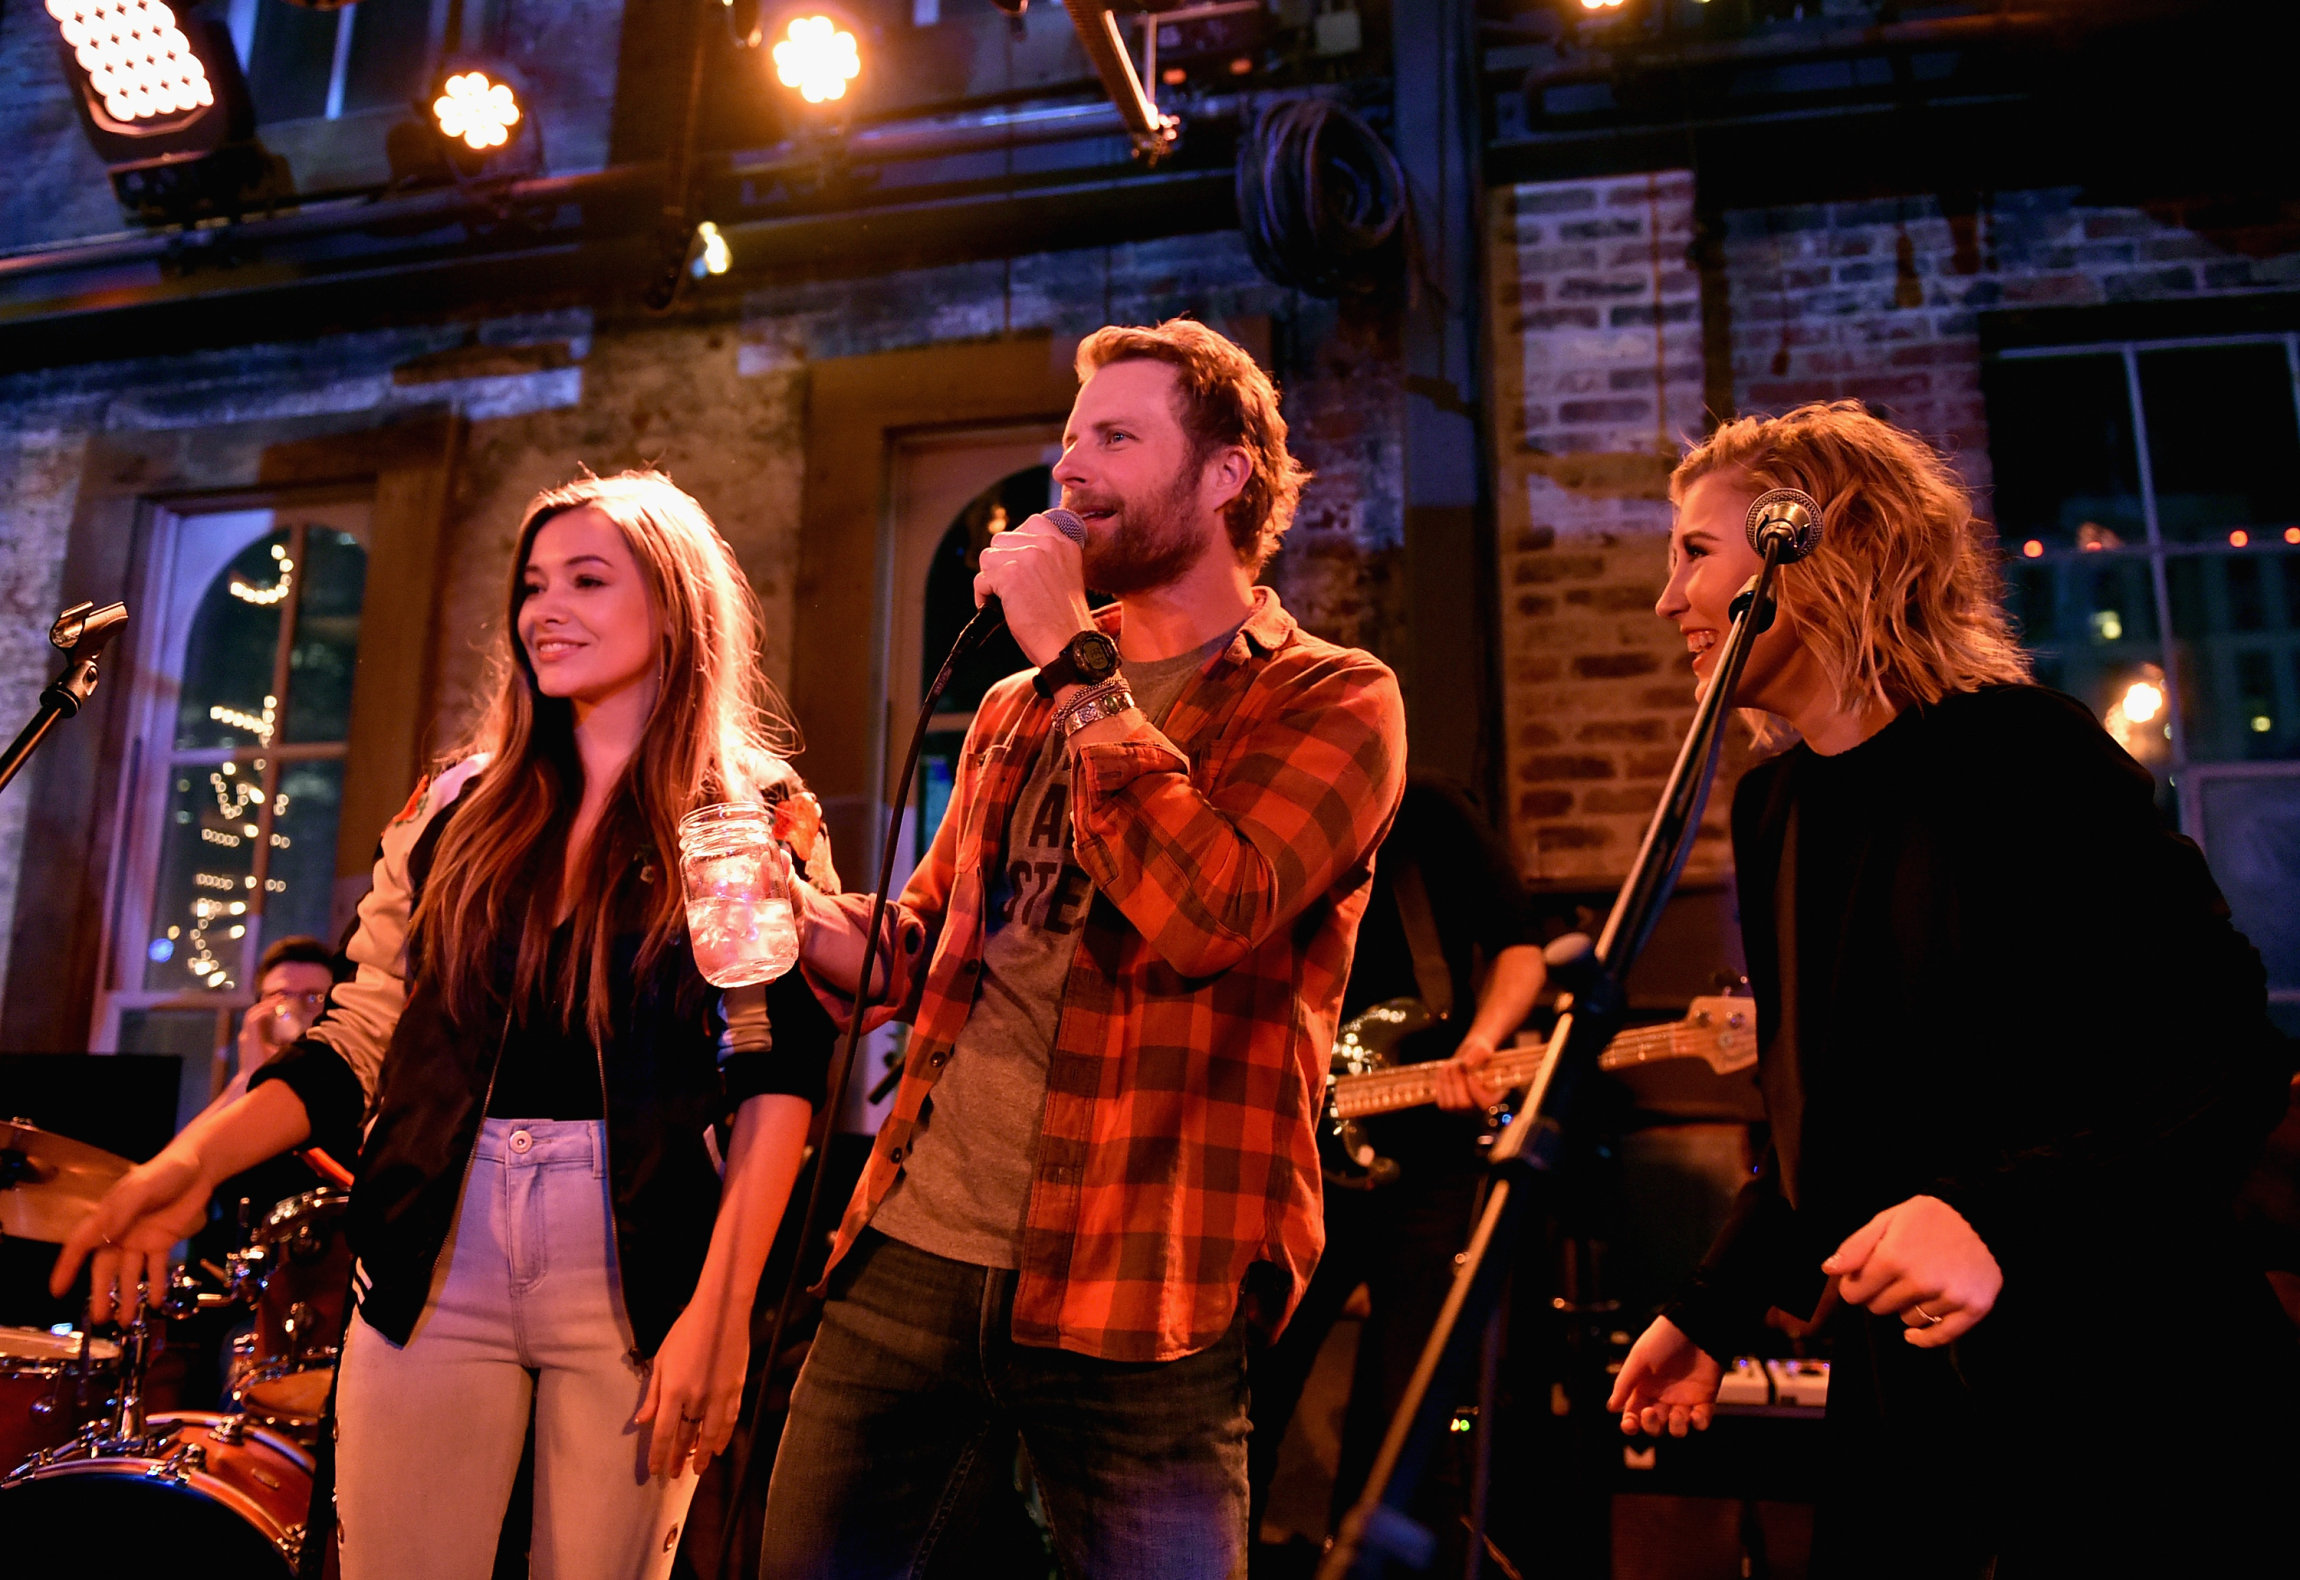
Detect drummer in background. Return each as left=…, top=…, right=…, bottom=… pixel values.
left=196, top=935, right=353, bottom=1242
left=51, top=470, right=837, bottom=1580
left=211, top=935, right=344, bottom=1114
left=185, top=934, right=355, bottom=1366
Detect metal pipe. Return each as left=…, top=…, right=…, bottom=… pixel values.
left=0, top=91, right=1239, bottom=294
left=1517, top=10, right=2074, bottom=92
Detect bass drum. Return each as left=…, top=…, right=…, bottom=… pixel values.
left=0, top=1411, right=334, bottom=1577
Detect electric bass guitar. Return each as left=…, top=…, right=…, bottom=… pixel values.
left=1321, top=995, right=1758, bottom=1186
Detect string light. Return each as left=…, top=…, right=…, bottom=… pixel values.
left=229, top=542, right=293, bottom=605
left=2022, top=539, right=2044, bottom=558
left=45, top=0, right=215, bottom=125
left=773, top=15, right=861, bottom=104
left=433, top=69, right=522, bottom=152
left=2228, top=529, right=2250, bottom=548
left=208, top=695, right=277, bottom=744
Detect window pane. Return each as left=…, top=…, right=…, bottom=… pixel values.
left=143, top=763, right=267, bottom=991
left=246, top=2, right=341, bottom=123
left=918, top=728, right=966, bottom=858
left=922, top=468, right=1053, bottom=716
left=2138, top=344, right=2300, bottom=544
left=2191, top=771, right=2300, bottom=1000
left=176, top=531, right=291, bottom=751
left=2168, top=548, right=2300, bottom=761
left=282, top=529, right=369, bottom=745
left=341, top=0, right=435, bottom=116
left=263, top=760, right=348, bottom=948
left=116, top=1008, right=224, bottom=1064
left=1982, top=354, right=2145, bottom=550
left=2004, top=555, right=2159, bottom=651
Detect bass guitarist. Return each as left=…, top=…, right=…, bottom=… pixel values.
left=1245, top=774, right=1545, bottom=1565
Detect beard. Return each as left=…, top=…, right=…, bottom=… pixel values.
left=1073, top=467, right=1213, bottom=596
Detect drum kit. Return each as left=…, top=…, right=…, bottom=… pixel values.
left=0, top=1118, right=351, bottom=1576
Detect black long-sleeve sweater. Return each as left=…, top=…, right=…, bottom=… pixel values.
left=1668, top=685, right=2293, bottom=1361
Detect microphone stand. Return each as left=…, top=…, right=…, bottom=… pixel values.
left=708, top=601, right=1013, bottom=1580
left=1317, top=500, right=1812, bottom=1580
left=0, top=601, right=129, bottom=798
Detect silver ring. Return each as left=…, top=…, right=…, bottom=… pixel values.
left=1913, top=1304, right=1945, bottom=1327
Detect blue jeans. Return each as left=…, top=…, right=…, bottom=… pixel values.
left=335, top=1119, right=696, bottom=1580
left=760, top=1229, right=1250, bottom=1580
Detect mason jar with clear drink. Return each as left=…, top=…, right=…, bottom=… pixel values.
left=677, top=803, right=800, bottom=988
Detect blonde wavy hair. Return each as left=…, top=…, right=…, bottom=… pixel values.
left=1672, top=401, right=2031, bottom=734
left=413, top=469, right=798, bottom=1042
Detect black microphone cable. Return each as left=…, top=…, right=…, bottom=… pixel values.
left=711, top=508, right=1083, bottom=1577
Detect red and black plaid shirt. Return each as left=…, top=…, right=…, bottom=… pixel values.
left=810, top=588, right=1406, bottom=1361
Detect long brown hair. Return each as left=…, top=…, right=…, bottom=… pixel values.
left=1672, top=402, right=2031, bottom=733
left=412, top=470, right=797, bottom=1041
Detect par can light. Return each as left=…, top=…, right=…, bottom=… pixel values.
left=433, top=69, right=522, bottom=151
left=414, top=60, right=540, bottom=180
left=772, top=14, right=861, bottom=104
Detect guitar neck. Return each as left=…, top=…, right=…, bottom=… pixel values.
left=1330, top=1020, right=1688, bottom=1121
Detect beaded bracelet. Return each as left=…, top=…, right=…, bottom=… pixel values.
left=1058, top=678, right=1135, bottom=736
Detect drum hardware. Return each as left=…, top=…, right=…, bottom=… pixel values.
left=1, top=1324, right=123, bottom=1476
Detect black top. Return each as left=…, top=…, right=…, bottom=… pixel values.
left=257, top=786, right=837, bottom=1356
left=1342, top=778, right=1543, bottom=1178
left=1668, top=685, right=2292, bottom=1359
left=486, top=923, right=605, bottom=1121
left=1341, top=778, right=1540, bottom=1026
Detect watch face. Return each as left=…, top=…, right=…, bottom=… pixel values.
left=1070, top=631, right=1119, bottom=681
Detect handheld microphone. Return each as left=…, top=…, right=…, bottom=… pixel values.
left=953, top=507, right=1089, bottom=658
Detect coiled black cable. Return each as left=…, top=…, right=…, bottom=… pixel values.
left=1236, top=98, right=1409, bottom=298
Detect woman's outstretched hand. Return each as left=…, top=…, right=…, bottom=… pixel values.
left=1607, top=1314, right=1724, bottom=1438
left=49, top=1149, right=213, bottom=1323
left=637, top=1298, right=749, bottom=1479
left=1822, top=1193, right=2001, bottom=1347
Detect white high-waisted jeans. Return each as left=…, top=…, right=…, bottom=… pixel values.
left=334, top=1118, right=698, bottom=1580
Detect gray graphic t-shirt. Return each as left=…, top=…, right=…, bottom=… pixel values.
left=870, top=632, right=1230, bottom=1268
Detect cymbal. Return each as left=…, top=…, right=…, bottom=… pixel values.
left=0, top=1118, right=131, bottom=1243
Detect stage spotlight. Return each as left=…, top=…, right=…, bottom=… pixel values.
left=772, top=14, right=861, bottom=104
left=45, top=0, right=273, bottom=218
left=434, top=69, right=521, bottom=151
left=419, top=61, right=539, bottom=179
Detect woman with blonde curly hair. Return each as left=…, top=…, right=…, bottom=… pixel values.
left=1611, top=402, right=2295, bottom=1575
left=55, top=470, right=838, bottom=1579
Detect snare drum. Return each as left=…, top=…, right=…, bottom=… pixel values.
left=0, top=1411, right=331, bottom=1576
left=230, top=1188, right=352, bottom=1435
left=0, top=1326, right=118, bottom=1474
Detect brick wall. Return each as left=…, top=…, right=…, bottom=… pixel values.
left=1492, top=175, right=2300, bottom=891
left=1490, top=171, right=1745, bottom=886
left=0, top=229, right=1406, bottom=1037
left=1722, top=188, right=2300, bottom=485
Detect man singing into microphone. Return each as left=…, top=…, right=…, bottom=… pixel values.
left=761, top=319, right=1406, bottom=1578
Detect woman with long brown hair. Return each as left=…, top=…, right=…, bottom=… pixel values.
left=1612, top=402, right=2295, bottom=1575
left=54, top=470, right=836, bottom=1579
